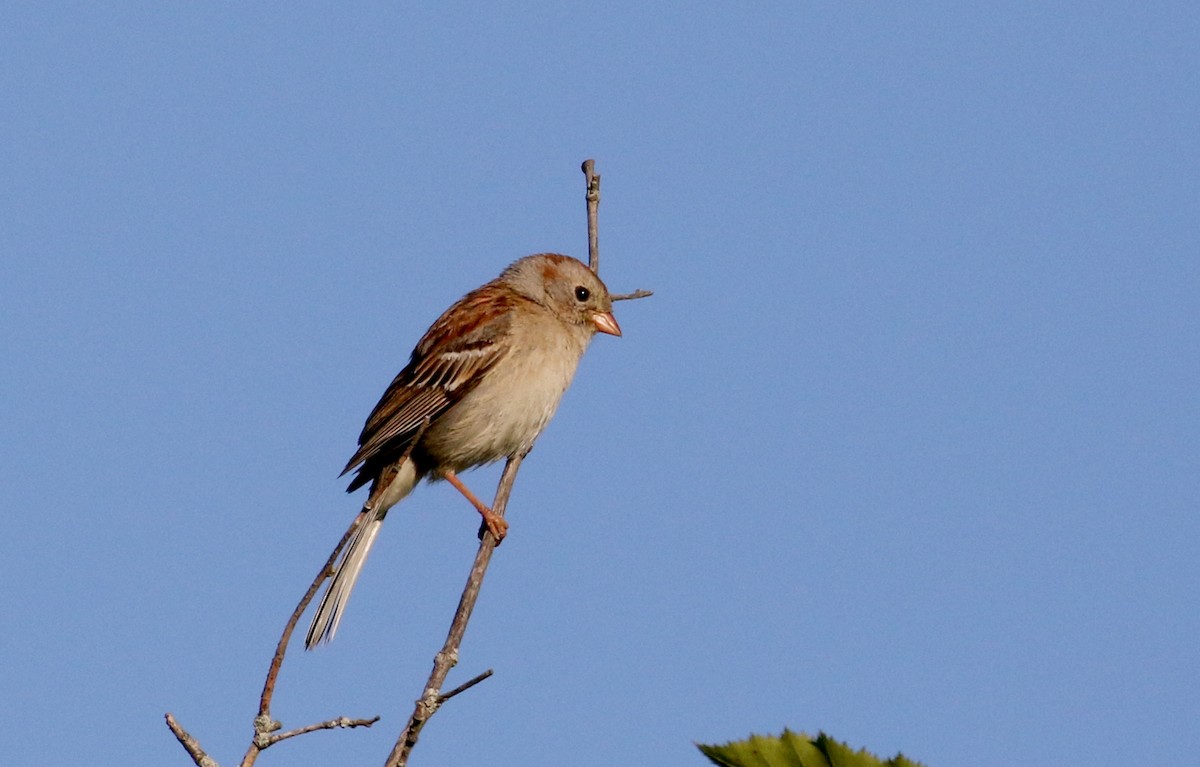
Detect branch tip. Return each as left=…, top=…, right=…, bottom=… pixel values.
left=613, top=289, right=654, bottom=301
left=438, top=668, right=495, bottom=704
left=165, top=713, right=220, bottom=767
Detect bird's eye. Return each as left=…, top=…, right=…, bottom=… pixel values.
left=574, top=286, right=590, bottom=302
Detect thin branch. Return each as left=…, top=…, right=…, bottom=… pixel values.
left=236, top=513, right=368, bottom=767
left=582, top=159, right=601, bottom=273
left=437, top=668, right=494, bottom=704
left=583, top=159, right=651, bottom=303
left=259, top=514, right=362, bottom=718
left=165, top=713, right=221, bottom=767
left=263, top=715, right=381, bottom=747
left=167, top=518, right=367, bottom=767
left=384, top=454, right=526, bottom=767
left=168, top=423, right=435, bottom=767
left=612, top=289, right=654, bottom=301
left=239, top=418, right=432, bottom=766
left=259, top=420, right=431, bottom=713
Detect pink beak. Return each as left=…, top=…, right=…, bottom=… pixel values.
left=591, top=311, right=622, bottom=336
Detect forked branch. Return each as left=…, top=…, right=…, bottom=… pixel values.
left=581, top=159, right=653, bottom=301
left=165, top=420, right=434, bottom=767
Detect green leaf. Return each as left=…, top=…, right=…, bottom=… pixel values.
left=697, top=729, right=924, bottom=767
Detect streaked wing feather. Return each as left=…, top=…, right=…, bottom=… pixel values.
left=341, top=286, right=518, bottom=476
left=343, top=387, right=450, bottom=472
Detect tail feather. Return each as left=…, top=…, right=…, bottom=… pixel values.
left=306, top=457, right=420, bottom=649
left=305, top=511, right=384, bottom=648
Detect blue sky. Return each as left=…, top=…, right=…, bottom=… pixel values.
left=2, top=4, right=1197, bottom=766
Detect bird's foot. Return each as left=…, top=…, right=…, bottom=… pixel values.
left=480, top=511, right=509, bottom=543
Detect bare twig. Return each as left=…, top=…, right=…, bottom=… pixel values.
left=165, top=713, right=221, bottom=767
left=168, top=423, right=435, bottom=767
left=613, top=289, right=654, bottom=301
left=437, top=668, right=494, bottom=704
left=238, top=419, right=432, bottom=765
left=582, top=159, right=601, bottom=272
left=262, top=715, right=381, bottom=747
left=167, top=520, right=367, bottom=767
left=384, top=454, right=526, bottom=767
left=582, top=159, right=651, bottom=301
left=261, top=515, right=361, bottom=716
left=237, top=512, right=369, bottom=767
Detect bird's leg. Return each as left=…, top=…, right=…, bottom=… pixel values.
left=441, top=469, right=509, bottom=542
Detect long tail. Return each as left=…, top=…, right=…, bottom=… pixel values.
left=306, top=460, right=419, bottom=648
left=305, top=509, right=384, bottom=648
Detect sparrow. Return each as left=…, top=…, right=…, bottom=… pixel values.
left=305, top=253, right=621, bottom=648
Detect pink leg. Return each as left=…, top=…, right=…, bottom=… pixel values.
left=442, top=470, right=509, bottom=542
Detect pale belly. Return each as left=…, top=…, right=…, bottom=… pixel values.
left=419, top=338, right=586, bottom=471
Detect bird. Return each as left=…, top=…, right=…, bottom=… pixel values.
left=305, top=253, right=621, bottom=648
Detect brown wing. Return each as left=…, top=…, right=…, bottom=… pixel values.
left=340, top=285, right=520, bottom=490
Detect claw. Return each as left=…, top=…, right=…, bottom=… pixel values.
left=485, top=513, right=509, bottom=542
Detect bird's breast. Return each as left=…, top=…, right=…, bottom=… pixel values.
left=420, top=328, right=590, bottom=471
